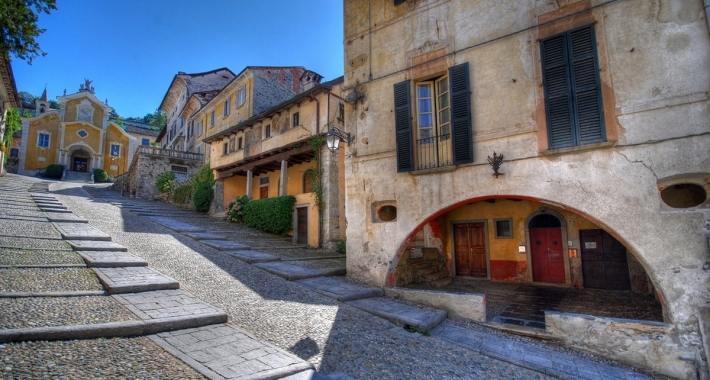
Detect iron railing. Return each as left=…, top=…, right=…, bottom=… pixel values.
left=415, top=133, right=453, bottom=170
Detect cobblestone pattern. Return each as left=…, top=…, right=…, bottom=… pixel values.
left=0, top=236, right=69, bottom=250
left=0, top=337, right=207, bottom=379
left=65, top=184, right=552, bottom=379
left=0, top=249, right=85, bottom=266
left=0, top=219, right=61, bottom=238
left=0, top=296, right=138, bottom=329
left=0, top=268, right=103, bottom=293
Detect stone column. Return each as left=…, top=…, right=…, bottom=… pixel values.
left=320, top=145, right=341, bottom=249
left=246, top=170, right=253, bottom=199
left=279, top=160, right=288, bottom=196
left=209, top=178, right=225, bottom=218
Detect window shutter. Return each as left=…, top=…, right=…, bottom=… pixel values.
left=542, top=25, right=605, bottom=149
left=570, top=26, right=605, bottom=145
left=394, top=80, right=414, bottom=172
left=449, top=62, right=473, bottom=165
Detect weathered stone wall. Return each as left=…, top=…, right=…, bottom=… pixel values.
left=546, top=311, right=697, bottom=379
left=384, top=287, right=486, bottom=323
left=127, top=151, right=203, bottom=200
left=343, top=0, right=710, bottom=372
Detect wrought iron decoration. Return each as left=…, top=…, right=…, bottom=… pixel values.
left=487, top=151, right=504, bottom=178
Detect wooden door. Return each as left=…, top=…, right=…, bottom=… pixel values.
left=73, top=158, right=87, bottom=172
left=260, top=186, right=268, bottom=199
left=580, top=229, right=630, bottom=290
left=530, top=227, right=565, bottom=283
left=454, top=223, right=487, bottom=277
left=296, top=207, right=308, bottom=245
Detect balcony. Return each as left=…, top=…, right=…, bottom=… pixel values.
left=416, top=133, right=453, bottom=170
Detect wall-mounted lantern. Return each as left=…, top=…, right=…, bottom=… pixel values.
left=325, top=126, right=351, bottom=153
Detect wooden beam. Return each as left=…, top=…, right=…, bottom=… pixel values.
left=217, top=144, right=315, bottom=179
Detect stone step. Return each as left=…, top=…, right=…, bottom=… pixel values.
left=254, top=262, right=346, bottom=281
left=93, top=267, right=180, bottom=294
left=148, top=217, right=206, bottom=233
left=77, top=251, right=148, bottom=267
left=223, top=250, right=281, bottom=263
left=430, top=277, right=453, bottom=288
left=422, top=271, right=448, bottom=281
left=40, top=208, right=72, bottom=214
left=183, top=232, right=226, bottom=241
left=297, top=277, right=383, bottom=301
left=67, top=240, right=128, bottom=252
left=346, top=297, right=447, bottom=331
left=112, top=289, right=226, bottom=325
left=53, top=222, right=112, bottom=241
left=415, top=267, right=438, bottom=275
left=44, top=212, right=88, bottom=223
left=202, top=240, right=250, bottom=251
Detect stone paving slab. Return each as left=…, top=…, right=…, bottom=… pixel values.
left=113, top=289, right=227, bottom=323
left=223, top=250, right=280, bottom=263
left=296, top=277, right=384, bottom=302
left=93, top=267, right=180, bottom=294
left=36, top=203, right=67, bottom=209
left=39, top=207, right=72, bottom=213
left=253, top=262, right=346, bottom=281
left=183, top=232, right=227, bottom=241
left=148, top=217, right=207, bottom=233
left=203, top=240, right=250, bottom=251
left=44, top=212, right=88, bottom=223
left=345, top=297, right=447, bottom=331
left=149, top=323, right=313, bottom=380
left=77, top=251, right=148, bottom=267
left=431, top=323, right=651, bottom=379
left=53, top=223, right=112, bottom=241
left=67, top=240, right=128, bottom=252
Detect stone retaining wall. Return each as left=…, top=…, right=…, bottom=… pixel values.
left=545, top=311, right=699, bottom=379
left=383, top=287, right=485, bottom=322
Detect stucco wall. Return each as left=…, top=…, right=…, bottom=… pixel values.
left=343, top=0, right=710, bottom=370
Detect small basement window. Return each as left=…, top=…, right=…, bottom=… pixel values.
left=661, top=183, right=707, bottom=208
left=377, top=205, right=397, bottom=222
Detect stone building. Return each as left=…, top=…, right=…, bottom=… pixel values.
left=204, top=74, right=346, bottom=248
left=0, top=51, right=19, bottom=175
left=16, top=81, right=135, bottom=176
left=342, top=0, right=710, bottom=377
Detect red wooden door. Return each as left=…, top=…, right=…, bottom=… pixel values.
left=454, top=223, right=487, bottom=277
left=530, top=227, right=565, bottom=283
left=296, top=208, right=308, bottom=245
left=580, top=229, right=630, bottom=290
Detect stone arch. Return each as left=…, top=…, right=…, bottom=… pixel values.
left=66, top=143, right=95, bottom=172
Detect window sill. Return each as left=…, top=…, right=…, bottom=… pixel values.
left=409, top=165, right=457, bottom=176
left=541, top=141, right=615, bottom=157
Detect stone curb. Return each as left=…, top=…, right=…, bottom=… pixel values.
left=0, top=313, right=229, bottom=344
left=281, top=256, right=347, bottom=262
left=0, top=291, right=106, bottom=298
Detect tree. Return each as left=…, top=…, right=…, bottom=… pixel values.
left=149, top=110, right=166, bottom=130
left=0, top=0, right=57, bottom=64
left=3, top=108, right=22, bottom=151
left=48, top=99, right=58, bottom=109
left=17, top=91, right=35, bottom=108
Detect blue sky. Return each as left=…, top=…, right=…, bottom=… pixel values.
left=12, top=1, right=344, bottom=119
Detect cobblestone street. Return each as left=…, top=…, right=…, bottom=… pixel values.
left=0, top=175, right=664, bottom=379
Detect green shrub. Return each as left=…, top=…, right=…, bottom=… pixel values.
left=172, top=180, right=193, bottom=205
left=93, top=168, right=109, bottom=182
left=227, top=195, right=250, bottom=223
left=193, top=164, right=215, bottom=189
left=193, top=185, right=213, bottom=213
left=44, top=164, right=64, bottom=178
left=336, top=240, right=346, bottom=254
left=243, top=195, right=296, bottom=235
left=155, top=171, right=176, bottom=193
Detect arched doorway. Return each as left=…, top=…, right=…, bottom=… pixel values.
left=70, top=149, right=91, bottom=172
left=527, top=212, right=566, bottom=284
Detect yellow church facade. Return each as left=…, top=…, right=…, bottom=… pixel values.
left=18, top=83, right=135, bottom=177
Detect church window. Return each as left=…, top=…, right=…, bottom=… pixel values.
left=110, top=143, right=121, bottom=157
left=37, top=132, right=50, bottom=148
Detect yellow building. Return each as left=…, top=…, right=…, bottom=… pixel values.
left=17, top=81, right=135, bottom=177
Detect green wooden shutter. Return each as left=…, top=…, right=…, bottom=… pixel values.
left=449, top=62, right=473, bottom=165
left=394, top=80, right=414, bottom=172
left=541, top=25, right=605, bottom=149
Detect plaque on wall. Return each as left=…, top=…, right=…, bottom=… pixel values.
left=410, top=247, right=423, bottom=259
left=584, top=241, right=597, bottom=249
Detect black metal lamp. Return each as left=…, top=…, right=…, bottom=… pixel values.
left=325, top=126, right=350, bottom=152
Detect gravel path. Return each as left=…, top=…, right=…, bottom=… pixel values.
left=58, top=183, right=550, bottom=379
left=0, top=237, right=70, bottom=250
left=1, top=338, right=207, bottom=379
left=0, top=219, right=61, bottom=238
left=0, top=296, right=138, bottom=329
left=0, top=268, right=103, bottom=293
left=0, top=249, right=85, bottom=265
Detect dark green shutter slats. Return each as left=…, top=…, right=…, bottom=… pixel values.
left=449, top=62, right=473, bottom=165
left=394, top=80, right=414, bottom=172
left=541, top=25, right=605, bottom=149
